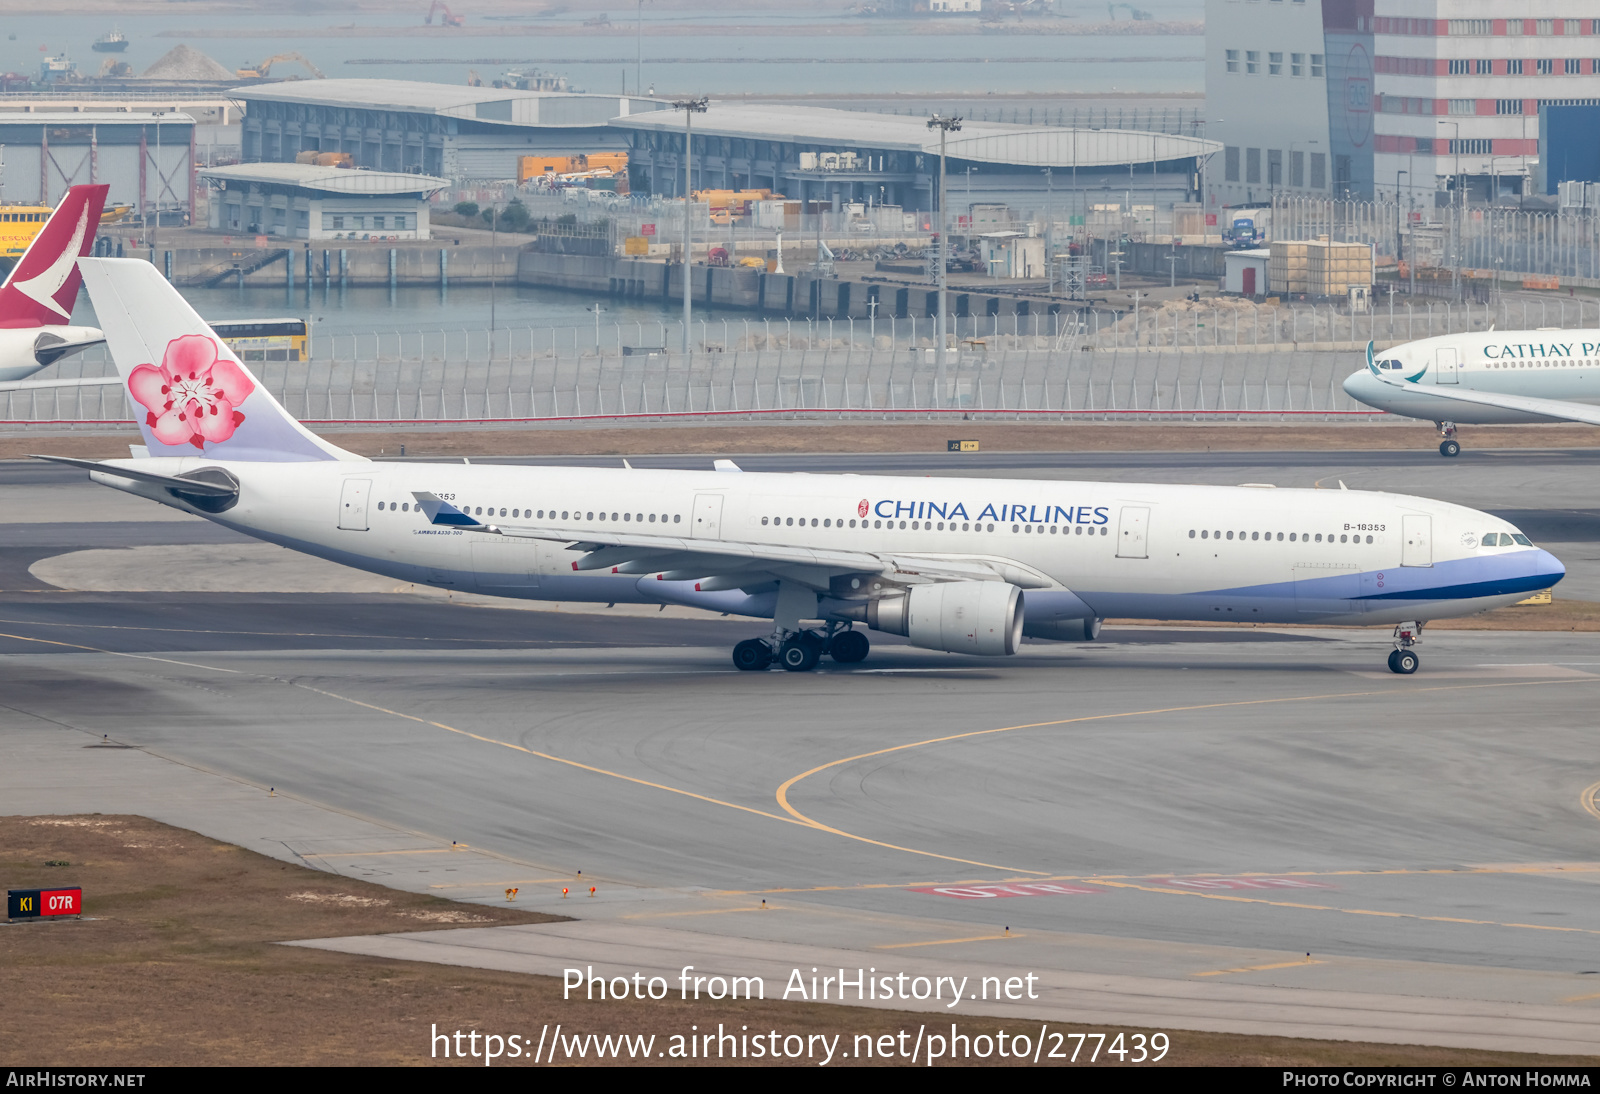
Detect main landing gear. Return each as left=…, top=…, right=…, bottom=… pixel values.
left=1387, top=621, right=1423, bottom=674
left=1435, top=421, right=1461, bottom=458
left=731, top=624, right=870, bottom=672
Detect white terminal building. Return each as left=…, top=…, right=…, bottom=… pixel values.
left=1206, top=0, right=1600, bottom=206
left=200, top=163, right=449, bottom=241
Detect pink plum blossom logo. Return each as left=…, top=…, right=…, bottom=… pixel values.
left=128, top=334, right=254, bottom=450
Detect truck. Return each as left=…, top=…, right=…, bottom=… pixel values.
left=1223, top=204, right=1271, bottom=249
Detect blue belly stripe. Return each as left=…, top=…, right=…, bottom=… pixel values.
left=1357, top=571, right=1561, bottom=602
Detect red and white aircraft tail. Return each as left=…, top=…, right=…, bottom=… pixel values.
left=0, top=184, right=107, bottom=327
left=0, top=184, right=111, bottom=385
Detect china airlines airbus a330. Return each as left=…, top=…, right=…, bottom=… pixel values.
left=44, top=260, right=1564, bottom=675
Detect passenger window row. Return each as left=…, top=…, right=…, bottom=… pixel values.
left=759, top=516, right=1108, bottom=535
left=1188, top=529, right=1376, bottom=544
left=1490, top=360, right=1589, bottom=369
left=372, top=501, right=682, bottom=525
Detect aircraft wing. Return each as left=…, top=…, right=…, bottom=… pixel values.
left=1369, top=365, right=1600, bottom=427
left=411, top=492, right=1055, bottom=591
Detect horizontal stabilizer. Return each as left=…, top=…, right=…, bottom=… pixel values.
left=33, top=333, right=106, bottom=367
left=32, top=454, right=239, bottom=496
left=0, top=374, right=122, bottom=394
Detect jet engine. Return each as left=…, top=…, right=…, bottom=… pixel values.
left=859, top=581, right=1023, bottom=657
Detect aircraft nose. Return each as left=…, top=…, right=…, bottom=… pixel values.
left=1533, top=548, right=1566, bottom=587
left=1342, top=369, right=1381, bottom=404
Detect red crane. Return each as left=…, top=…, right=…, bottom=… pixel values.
left=425, top=1, right=465, bottom=27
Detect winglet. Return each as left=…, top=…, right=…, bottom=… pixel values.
left=411, top=491, right=482, bottom=527
left=1365, top=340, right=1379, bottom=377
left=713, top=459, right=743, bottom=472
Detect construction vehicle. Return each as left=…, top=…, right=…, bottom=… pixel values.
left=294, top=150, right=354, bottom=168
left=692, top=188, right=779, bottom=219
left=426, top=1, right=465, bottom=27
left=519, top=153, right=628, bottom=182
left=236, top=52, right=324, bottom=79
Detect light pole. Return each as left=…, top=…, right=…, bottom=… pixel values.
left=635, top=0, right=645, bottom=96
left=1408, top=151, right=1416, bottom=297
left=674, top=97, right=708, bottom=358
left=928, top=114, right=961, bottom=397
left=1441, top=120, right=1461, bottom=299
left=1394, top=168, right=1407, bottom=285
left=151, top=112, right=162, bottom=257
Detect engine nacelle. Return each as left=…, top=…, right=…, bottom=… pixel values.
left=864, top=581, right=1023, bottom=657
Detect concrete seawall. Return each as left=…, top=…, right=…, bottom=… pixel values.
left=516, top=252, right=1073, bottom=321
left=156, top=244, right=523, bottom=289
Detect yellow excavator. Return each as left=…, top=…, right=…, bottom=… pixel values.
left=236, top=52, right=325, bottom=80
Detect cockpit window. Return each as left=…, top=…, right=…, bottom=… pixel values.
left=1481, top=532, right=1499, bottom=546
left=1511, top=533, right=1533, bottom=546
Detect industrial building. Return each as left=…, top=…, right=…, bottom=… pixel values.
left=0, top=110, right=194, bottom=217
left=229, top=80, right=1219, bottom=226
left=200, top=163, right=449, bottom=240
left=1207, top=0, right=1600, bottom=205
left=234, top=79, right=669, bottom=180
left=610, top=103, right=1220, bottom=219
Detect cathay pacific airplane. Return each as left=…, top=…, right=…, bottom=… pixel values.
left=43, top=260, right=1564, bottom=675
left=1344, top=333, right=1600, bottom=456
left=0, top=184, right=109, bottom=383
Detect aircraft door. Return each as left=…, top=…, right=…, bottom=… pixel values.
left=1434, top=346, right=1459, bottom=384
left=692, top=494, right=724, bottom=539
left=1401, top=515, right=1432, bottom=567
left=338, top=478, right=370, bottom=531
left=1116, top=506, right=1149, bottom=559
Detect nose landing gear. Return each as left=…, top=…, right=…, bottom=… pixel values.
left=1436, top=421, right=1460, bottom=458
left=1387, top=621, right=1423, bottom=674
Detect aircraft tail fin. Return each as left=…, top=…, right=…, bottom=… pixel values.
left=78, top=258, right=360, bottom=463
left=0, top=184, right=108, bottom=327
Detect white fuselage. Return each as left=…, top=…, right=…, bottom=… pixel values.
left=0, top=324, right=104, bottom=382
left=91, top=457, right=1563, bottom=629
left=1344, top=329, right=1600, bottom=423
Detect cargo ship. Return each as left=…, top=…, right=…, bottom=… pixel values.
left=91, top=28, right=128, bottom=53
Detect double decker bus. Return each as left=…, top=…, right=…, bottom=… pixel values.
left=208, top=318, right=309, bottom=362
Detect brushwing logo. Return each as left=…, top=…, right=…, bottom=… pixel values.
left=13, top=202, right=91, bottom=319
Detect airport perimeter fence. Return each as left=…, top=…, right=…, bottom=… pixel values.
left=1274, top=195, right=1600, bottom=282
left=6, top=346, right=1382, bottom=427
left=15, top=292, right=1579, bottom=427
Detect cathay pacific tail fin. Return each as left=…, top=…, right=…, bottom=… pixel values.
left=0, top=184, right=107, bottom=327
left=78, top=258, right=361, bottom=463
